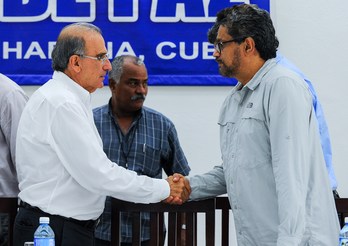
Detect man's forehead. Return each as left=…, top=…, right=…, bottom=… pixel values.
left=216, top=26, right=230, bottom=40
left=84, top=34, right=107, bottom=54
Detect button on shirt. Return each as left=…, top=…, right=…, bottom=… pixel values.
left=189, top=59, right=340, bottom=245
left=93, top=103, right=190, bottom=242
left=15, top=71, right=170, bottom=220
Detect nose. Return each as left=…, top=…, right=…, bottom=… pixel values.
left=212, top=49, right=220, bottom=58
left=103, top=59, right=112, bottom=71
left=135, top=84, right=147, bottom=94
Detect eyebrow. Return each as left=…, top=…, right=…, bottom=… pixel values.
left=96, top=52, right=108, bottom=57
left=128, top=78, right=148, bottom=82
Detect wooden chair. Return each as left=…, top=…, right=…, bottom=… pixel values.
left=111, top=198, right=215, bottom=246
left=215, top=197, right=231, bottom=246
left=111, top=197, right=346, bottom=245
left=0, top=197, right=18, bottom=246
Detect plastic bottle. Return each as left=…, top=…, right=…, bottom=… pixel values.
left=33, top=217, right=55, bottom=246
left=339, top=217, right=348, bottom=246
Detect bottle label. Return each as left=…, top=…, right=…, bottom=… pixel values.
left=34, top=238, right=55, bottom=246
left=339, top=238, right=348, bottom=246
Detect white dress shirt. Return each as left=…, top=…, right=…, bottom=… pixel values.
left=189, top=59, right=339, bottom=245
left=16, top=71, right=169, bottom=220
left=0, top=73, right=28, bottom=197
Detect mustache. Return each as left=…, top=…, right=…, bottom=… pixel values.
left=131, top=94, right=146, bottom=101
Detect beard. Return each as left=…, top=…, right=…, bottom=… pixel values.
left=218, top=48, right=241, bottom=78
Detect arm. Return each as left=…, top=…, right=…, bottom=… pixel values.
left=188, top=165, right=227, bottom=201
left=2, top=89, right=28, bottom=166
left=268, top=77, right=312, bottom=245
left=164, top=124, right=191, bottom=176
left=305, top=80, right=337, bottom=190
left=51, top=102, right=170, bottom=204
left=276, top=53, right=337, bottom=190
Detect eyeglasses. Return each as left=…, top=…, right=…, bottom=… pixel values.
left=78, top=54, right=109, bottom=65
left=214, top=38, right=244, bottom=54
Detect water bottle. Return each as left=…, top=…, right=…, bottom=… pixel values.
left=339, top=217, right=348, bottom=246
left=33, top=217, right=55, bottom=246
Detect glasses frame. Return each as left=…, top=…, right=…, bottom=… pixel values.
left=214, top=37, right=245, bottom=54
left=78, top=54, right=109, bottom=65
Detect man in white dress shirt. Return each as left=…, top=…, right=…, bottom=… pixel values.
left=13, top=22, right=187, bottom=246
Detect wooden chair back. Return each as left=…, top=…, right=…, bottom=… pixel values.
left=111, top=198, right=215, bottom=246
left=111, top=197, right=347, bottom=245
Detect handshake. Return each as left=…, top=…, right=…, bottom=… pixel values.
left=164, top=174, right=191, bottom=205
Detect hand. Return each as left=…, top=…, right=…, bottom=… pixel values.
left=163, top=174, right=191, bottom=204
left=164, top=175, right=185, bottom=204
left=173, top=173, right=191, bottom=203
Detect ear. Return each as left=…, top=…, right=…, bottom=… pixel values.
left=109, top=79, right=116, bottom=90
left=68, top=54, right=82, bottom=73
left=244, top=37, right=255, bottom=53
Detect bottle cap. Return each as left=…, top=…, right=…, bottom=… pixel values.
left=39, top=217, right=50, bottom=224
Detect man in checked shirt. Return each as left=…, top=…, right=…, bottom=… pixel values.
left=93, top=55, right=191, bottom=246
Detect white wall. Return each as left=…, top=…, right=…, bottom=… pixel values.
left=20, top=0, right=348, bottom=244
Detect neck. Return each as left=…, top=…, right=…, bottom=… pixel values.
left=238, top=58, right=265, bottom=86
left=112, top=106, right=141, bottom=134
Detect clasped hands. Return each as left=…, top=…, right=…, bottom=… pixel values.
left=164, top=173, right=191, bottom=205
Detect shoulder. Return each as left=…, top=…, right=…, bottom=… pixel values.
left=0, top=74, right=27, bottom=98
left=143, top=106, right=173, bottom=124
left=0, top=76, right=28, bottom=112
left=92, top=104, right=110, bottom=122
left=264, top=63, right=309, bottom=92
left=143, top=106, right=167, bottom=119
left=93, top=104, right=109, bottom=115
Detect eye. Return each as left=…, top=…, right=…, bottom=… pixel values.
left=128, top=81, right=138, bottom=88
left=96, top=54, right=107, bottom=61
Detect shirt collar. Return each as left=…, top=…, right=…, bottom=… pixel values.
left=244, top=58, right=277, bottom=91
left=52, top=71, right=92, bottom=107
left=107, top=100, right=144, bottom=123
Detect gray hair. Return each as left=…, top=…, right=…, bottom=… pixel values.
left=108, top=55, right=144, bottom=85
left=51, top=22, right=102, bottom=72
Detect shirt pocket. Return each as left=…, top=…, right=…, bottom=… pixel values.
left=133, top=143, right=162, bottom=178
left=240, top=108, right=266, bottom=132
left=239, top=109, right=270, bottom=169
left=218, top=119, right=236, bottom=158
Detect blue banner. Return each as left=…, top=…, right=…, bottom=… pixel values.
left=0, top=0, right=269, bottom=86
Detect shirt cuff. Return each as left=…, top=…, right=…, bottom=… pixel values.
left=153, top=178, right=170, bottom=201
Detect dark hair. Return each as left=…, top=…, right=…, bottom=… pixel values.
left=51, top=23, right=102, bottom=72
left=108, top=55, right=145, bottom=85
left=207, top=8, right=231, bottom=44
left=208, top=4, right=278, bottom=60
